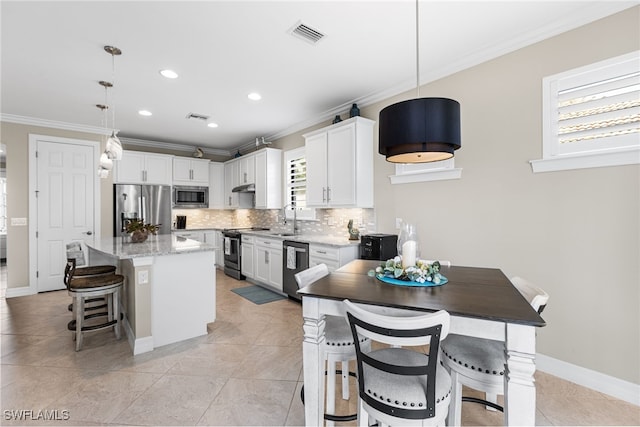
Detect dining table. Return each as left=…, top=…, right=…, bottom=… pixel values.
left=297, top=259, right=546, bottom=426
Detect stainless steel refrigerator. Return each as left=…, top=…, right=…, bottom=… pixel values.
left=114, top=184, right=172, bottom=237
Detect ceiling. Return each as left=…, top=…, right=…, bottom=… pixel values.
left=1, top=1, right=635, bottom=155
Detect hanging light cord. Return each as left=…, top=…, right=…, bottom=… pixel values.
left=111, top=52, right=116, bottom=133
left=416, top=0, right=420, bottom=98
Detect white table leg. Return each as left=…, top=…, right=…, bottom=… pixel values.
left=302, top=296, right=326, bottom=427
left=504, top=323, right=536, bottom=426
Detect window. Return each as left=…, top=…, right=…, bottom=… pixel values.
left=389, top=158, right=462, bottom=184
left=283, top=147, right=316, bottom=220
left=531, top=51, right=640, bottom=173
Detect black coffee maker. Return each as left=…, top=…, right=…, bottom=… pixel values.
left=176, top=215, right=187, bottom=229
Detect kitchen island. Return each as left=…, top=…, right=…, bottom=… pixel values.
left=86, top=234, right=216, bottom=354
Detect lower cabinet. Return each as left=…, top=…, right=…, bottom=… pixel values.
left=254, top=237, right=283, bottom=292
left=241, top=235, right=255, bottom=279
left=173, top=230, right=223, bottom=268
left=173, top=231, right=205, bottom=242
left=309, top=244, right=359, bottom=272
left=214, top=231, right=224, bottom=267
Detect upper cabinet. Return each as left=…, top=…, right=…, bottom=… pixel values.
left=114, top=151, right=173, bottom=185
left=304, top=116, right=375, bottom=208
left=223, top=159, right=252, bottom=209
left=237, top=154, right=255, bottom=185
left=254, top=148, right=282, bottom=209
left=173, top=157, right=210, bottom=186
left=208, top=162, right=225, bottom=209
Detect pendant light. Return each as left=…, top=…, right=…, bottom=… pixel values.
left=378, top=0, right=461, bottom=163
left=96, top=102, right=112, bottom=178
left=104, top=45, right=123, bottom=161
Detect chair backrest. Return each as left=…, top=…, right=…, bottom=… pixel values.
left=294, top=263, right=329, bottom=289
left=63, top=258, right=77, bottom=290
left=343, top=299, right=450, bottom=420
left=66, top=241, right=87, bottom=267
left=511, top=276, right=549, bottom=314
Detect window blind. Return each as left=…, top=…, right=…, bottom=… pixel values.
left=547, top=51, right=640, bottom=156
left=287, top=156, right=307, bottom=209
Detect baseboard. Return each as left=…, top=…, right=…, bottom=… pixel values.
left=5, top=286, right=35, bottom=298
left=123, top=316, right=153, bottom=355
left=536, top=353, right=640, bottom=406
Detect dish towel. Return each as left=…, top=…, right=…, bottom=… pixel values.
left=287, top=246, right=296, bottom=270
left=224, top=237, right=231, bottom=256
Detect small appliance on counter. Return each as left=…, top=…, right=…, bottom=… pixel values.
left=360, top=233, right=398, bottom=261
left=176, top=215, right=187, bottom=229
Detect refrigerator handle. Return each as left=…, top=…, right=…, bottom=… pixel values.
left=139, top=196, right=146, bottom=223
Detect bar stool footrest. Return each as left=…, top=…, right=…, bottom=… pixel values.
left=300, top=370, right=358, bottom=422
left=462, top=396, right=504, bottom=412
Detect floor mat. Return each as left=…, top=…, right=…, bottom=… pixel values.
left=231, top=285, right=287, bottom=305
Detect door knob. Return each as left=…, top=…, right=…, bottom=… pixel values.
left=85, top=231, right=93, bottom=235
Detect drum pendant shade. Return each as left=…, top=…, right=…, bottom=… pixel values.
left=379, top=97, right=461, bottom=163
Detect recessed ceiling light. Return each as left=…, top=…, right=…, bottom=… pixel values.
left=248, top=92, right=262, bottom=101
left=207, top=122, right=218, bottom=128
left=138, top=110, right=152, bottom=116
left=160, top=69, right=178, bottom=79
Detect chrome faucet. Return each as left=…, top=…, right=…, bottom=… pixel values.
left=282, top=204, right=298, bottom=235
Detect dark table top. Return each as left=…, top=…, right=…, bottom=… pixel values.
left=297, top=259, right=546, bottom=327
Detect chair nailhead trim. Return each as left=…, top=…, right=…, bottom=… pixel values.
left=443, top=348, right=504, bottom=376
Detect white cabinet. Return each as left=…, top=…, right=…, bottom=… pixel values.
left=114, top=151, right=173, bottom=185
left=309, top=244, right=359, bottom=273
left=224, top=159, right=239, bottom=208
left=209, top=162, right=225, bottom=209
left=214, top=231, right=224, bottom=267
left=241, top=234, right=255, bottom=279
left=173, top=157, right=210, bottom=186
left=172, top=230, right=205, bottom=242
left=304, top=116, right=375, bottom=208
left=221, top=154, right=255, bottom=208
left=254, top=148, right=282, bottom=209
left=254, top=236, right=283, bottom=291
left=238, top=154, right=255, bottom=185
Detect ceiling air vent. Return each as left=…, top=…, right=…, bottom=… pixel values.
left=289, top=21, right=325, bottom=45
left=186, top=112, right=209, bottom=121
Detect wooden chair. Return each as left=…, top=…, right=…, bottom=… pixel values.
left=441, top=276, right=549, bottom=425
left=295, top=264, right=370, bottom=425
left=64, top=258, right=124, bottom=351
left=65, top=243, right=116, bottom=313
left=343, top=299, right=452, bottom=426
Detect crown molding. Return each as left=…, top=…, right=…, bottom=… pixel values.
left=263, top=2, right=637, bottom=146
left=0, top=114, right=110, bottom=135
left=119, top=136, right=231, bottom=157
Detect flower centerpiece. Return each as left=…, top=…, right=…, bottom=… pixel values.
left=370, top=257, right=445, bottom=285
left=125, top=219, right=160, bottom=243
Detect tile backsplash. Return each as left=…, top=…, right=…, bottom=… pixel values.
left=172, top=208, right=376, bottom=238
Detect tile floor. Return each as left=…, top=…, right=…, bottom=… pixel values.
left=1, top=269, right=638, bottom=426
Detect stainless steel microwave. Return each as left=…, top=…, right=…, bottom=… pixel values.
left=173, top=186, right=209, bottom=208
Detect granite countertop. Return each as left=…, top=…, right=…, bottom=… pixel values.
left=171, top=228, right=225, bottom=232
left=241, top=230, right=360, bottom=248
left=88, top=234, right=215, bottom=259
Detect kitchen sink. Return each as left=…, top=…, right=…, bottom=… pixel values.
left=269, top=232, right=298, bottom=237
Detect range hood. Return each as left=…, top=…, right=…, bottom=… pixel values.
left=232, top=183, right=255, bottom=193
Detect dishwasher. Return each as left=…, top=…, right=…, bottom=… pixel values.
left=282, top=240, right=309, bottom=301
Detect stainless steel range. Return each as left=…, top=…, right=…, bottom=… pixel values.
left=222, top=228, right=269, bottom=280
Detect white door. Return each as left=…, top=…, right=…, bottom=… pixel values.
left=36, top=139, right=96, bottom=292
